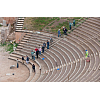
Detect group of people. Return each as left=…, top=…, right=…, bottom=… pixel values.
left=16, top=38, right=53, bottom=72
left=58, top=27, right=68, bottom=37
left=31, top=39, right=52, bottom=60
left=58, top=19, right=76, bottom=37
left=16, top=56, right=36, bottom=73
left=16, top=55, right=30, bottom=68
left=69, top=19, right=75, bottom=30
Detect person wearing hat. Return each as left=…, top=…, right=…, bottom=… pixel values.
left=58, top=29, right=61, bottom=37
left=85, top=50, right=88, bottom=58
left=69, top=22, right=72, bottom=30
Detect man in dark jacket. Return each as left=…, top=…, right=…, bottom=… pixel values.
left=42, top=45, right=45, bottom=53
left=47, top=40, right=49, bottom=49
left=22, top=56, right=24, bottom=64
left=43, top=42, right=46, bottom=48
left=32, top=64, right=35, bottom=72
left=63, top=28, right=68, bottom=35
left=26, top=56, right=29, bottom=64
left=36, top=49, right=39, bottom=58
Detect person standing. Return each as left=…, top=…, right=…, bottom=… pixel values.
left=39, top=46, right=41, bottom=55
left=42, top=45, right=45, bottom=53
left=69, top=22, right=72, bottom=30
left=43, top=42, right=46, bottom=49
left=32, top=64, right=35, bottom=72
left=36, top=49, right=39, bottom=58
left=63, top=28, right=68, bottom=35
left=22, top=56, right=24, bottom=64
left=31, top=50, right=34, bottom=59
left=63, top=27, right=65, bottom=33
left=58, top=29, right=61, bottom=37
left=35, top=47, right=38, bottom=56
left=33, top=51, right=35, bottom=60
left=26, top=55, right=29, bottom=64
left=17, top=59, right=19, bottom=68
left=85, top=50, right=88, bottom=58
left=47, top=40, right=49, bottom=49
left=50, top=37, right=53, bottom=45
left=73, top=19, right=75, bottom=26
left=35, top=47, right=38, bottom=52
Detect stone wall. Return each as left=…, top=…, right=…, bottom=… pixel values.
left=1, top=28, right=7, bottom=44
left=0, top=23, right=12, bottom=43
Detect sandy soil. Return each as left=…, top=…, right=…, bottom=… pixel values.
left=0, top=46, right=29, bottom=82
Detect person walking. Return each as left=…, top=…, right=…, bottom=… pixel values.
left=26, top=55, right=29, bottom=64
left=32, top=64, right=35, bottom=72
left=47, top=40, right=49, bottom=49
left=42, top=45, right=45, bottom=53
left=39, top=46, right=41, bottom=55
left=73, top=19, right=75, bottom=26
left=22, top=56, right=24, bottom=64
left=17, top=59, right=19, bottom=68
left=36, top=49, right=39, bottom=58
left=58, top=29, right=61, bottom=37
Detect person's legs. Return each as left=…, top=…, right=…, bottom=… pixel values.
left=43, top=49, right=44, bottom=53
left=70, top=25, right=71, bottom=30
left=40, top=51, right=41, bottom=55
left=17, top=63, right=19, bottom=68
left=34, top=69, right=35, bottom=72
left=33, top=56, right=35, bottom=60
left=58, top=34, right=59, bottom=37
left=37, top=54, right=38, bottom=58
left=47, top=45, right=49, bottom=49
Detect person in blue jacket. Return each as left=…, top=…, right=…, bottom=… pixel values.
left=73, top=19, right=75, bottom=26
left=69, top=22, right=72, bottom=30
left=58, top=29, right=61, bottom=37
left=47, top=40, right=49, bottom=49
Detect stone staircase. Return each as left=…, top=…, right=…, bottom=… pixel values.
left=15, top=17, right=25, bottom=32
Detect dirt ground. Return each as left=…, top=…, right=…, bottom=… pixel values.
left=0, top=46, right=29, bottom=82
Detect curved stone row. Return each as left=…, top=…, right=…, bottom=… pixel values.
left=9, top=17, right=100, bottom=82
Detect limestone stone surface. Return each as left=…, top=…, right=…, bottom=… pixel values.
left=0, top=46, right=29, bottom=82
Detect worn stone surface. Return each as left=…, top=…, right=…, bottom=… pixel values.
left=3, top=20, right=6, bottom=26
left=0, top=46, right=29, bottom=82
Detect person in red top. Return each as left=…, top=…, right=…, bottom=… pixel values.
left=35, top=47, right=38, bottom=52
left=35, top=47, right=38, bottom=57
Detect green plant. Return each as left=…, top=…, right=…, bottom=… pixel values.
left=39, top=28, right=42, bottom=31
left=57, top=18, right=60, bottom=21
left=0, top=24, right=2, bottom=27
left=24, top=27, right=26, bottom=29
left=0, top=42, right=7, bottom=46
